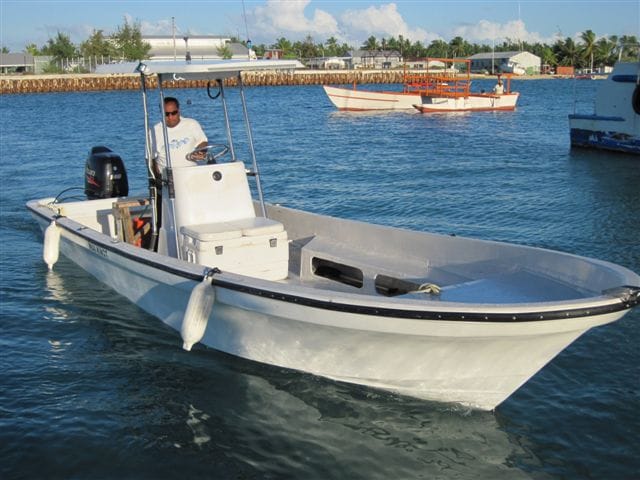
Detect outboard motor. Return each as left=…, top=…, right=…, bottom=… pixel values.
left=84, top=146, right=128, bottom=199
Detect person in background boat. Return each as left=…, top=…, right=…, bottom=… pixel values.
left=152, top=97, right=208, bottom=175
left=493, top=78, right=504, bottom=95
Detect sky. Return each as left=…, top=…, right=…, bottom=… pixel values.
left=1, top=0, right=638, bottom=53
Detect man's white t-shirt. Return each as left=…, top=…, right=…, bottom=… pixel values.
left=153, top=117, right=207, bottom=169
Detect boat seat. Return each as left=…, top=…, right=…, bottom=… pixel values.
left=180, top=216, right=289, bottom=281
left=180, top=216, right=284, bottom=242
left=226, top=216, right=285, bottom=237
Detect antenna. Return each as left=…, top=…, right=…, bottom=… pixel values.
left=242, top=0, right=252, bottom=59
left=172, top=17, right=176, bottom=61
left=518, top=1, right=523, bottom=52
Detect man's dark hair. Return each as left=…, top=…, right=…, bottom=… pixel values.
left=164, top=97, right=180, bottom=108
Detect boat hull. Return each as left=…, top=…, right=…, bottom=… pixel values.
left=569, top=115, right=640, bottom=154
left=323, top=85, right=423, bottom=111
left=323, top=86, right=519, bottom=113
left=569, top=62, right=640, bottom=155
left=413, top=93, right=519, bottom=113
left=28, top=198, right=638, bottom=410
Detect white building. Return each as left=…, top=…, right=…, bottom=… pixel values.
left=347, top=50, right=403, bottom=69
left=143, top=35, right=255, bottom=61
left=468, top=51, right=541, bottom=75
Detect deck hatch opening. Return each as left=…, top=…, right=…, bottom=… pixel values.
left=312, top=257, right=363, bottom=288
left=376, top=274, right=424, bottom=296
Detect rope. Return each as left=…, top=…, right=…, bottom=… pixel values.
left=413, top=283, right=441, bottom=295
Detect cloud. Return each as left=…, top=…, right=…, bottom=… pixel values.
left=140, top=19, right=174, bottom=36
left=40, top=23, right=96, bottom=44
left=340, top=3, right=439, bottom=44
left=247, top=0, right=441, bottom=47
left=250, top=0, right=339, bottom=39
left=452, top=19, right=553, bottom=45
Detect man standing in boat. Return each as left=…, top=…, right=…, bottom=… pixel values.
left=493, top=77, right=504, bottom=95
left=152, top=97, right=208, bottom=174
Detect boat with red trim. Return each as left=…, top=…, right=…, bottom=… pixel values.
left=323, top=58, right=519, bottom=113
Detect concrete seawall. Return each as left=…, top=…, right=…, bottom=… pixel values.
left=0, top=70, right=412, bottom=94
left=0, top=70, right=557, bottom=95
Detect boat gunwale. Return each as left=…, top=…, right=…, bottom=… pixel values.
left=27, top=199, right=639, bottom=324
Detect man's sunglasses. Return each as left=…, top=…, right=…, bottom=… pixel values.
left=165, top=110, right=179, bottom=117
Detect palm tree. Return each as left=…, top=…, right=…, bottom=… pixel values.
left=298, top=35, right=318, bottom=59
left=324, top=36, right=339, bottom=56
left=25, top=43, right=39, bottom=55
left=580, top=29, right=597, bottom=71
left=619, top=35, right=639, bottom=61
left=595, top=36, right=618, bottom=67
left=540, top=46, right=557, bottom=68
left=448, top=36, right=466, bottom=58
left=555, top=37, right=580, bottom=66
left=273, top=37, right=292, bottom=56
left=362, top=36, right=379, bottom=52
left=426, top=39, right=448, bottom=58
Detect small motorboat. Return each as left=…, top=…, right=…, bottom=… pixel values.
left=323, top=58, right=519, bottom=113
left=569, top=61, right=640, bottom=154
left=28, top=59, right=639, bottom=410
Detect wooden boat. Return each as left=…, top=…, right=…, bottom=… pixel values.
left=323, top=58, right=519, bottom=113
left=322, top=84, right=422, bottom=111
left=569, top=61, right=640, bottom=154
left=28, top=59, right=639, bottom=411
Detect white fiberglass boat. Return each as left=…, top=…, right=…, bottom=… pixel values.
left=323, top=58, right=519, bottom=113
left=28, top=59, right=639, bottom=411
left=569, top=61, right=640, bottom=154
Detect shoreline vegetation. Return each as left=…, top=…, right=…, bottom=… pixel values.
left=1, top=70, right=568, bottom=95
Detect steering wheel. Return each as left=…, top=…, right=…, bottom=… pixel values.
left=186, top=144, right=229, bottom=164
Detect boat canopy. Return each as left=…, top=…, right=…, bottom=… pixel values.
left=93, top=58, right=303, bottom=257
left=403, top=57, right=513, bottom=97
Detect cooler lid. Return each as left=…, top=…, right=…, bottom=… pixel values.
left=180, top=223, right=242, bottom=242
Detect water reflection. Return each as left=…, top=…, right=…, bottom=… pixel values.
left=43, top=269, right=73, bottom=323
left=149, top=353, right=537, bottom=479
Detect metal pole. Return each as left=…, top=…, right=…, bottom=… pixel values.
left=137, top=66, right=159, bottom=251
left=238, top=74, right=267, bottom=217
left=157, top=74, right=181, bottom=259
left=492, top=38, right=495, bottom=74
left=217, top=80, right=236, bottom=160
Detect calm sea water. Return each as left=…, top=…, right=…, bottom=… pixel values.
left=1, top=78, right=639, bottom=479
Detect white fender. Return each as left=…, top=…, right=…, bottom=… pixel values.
left=181, top=275, right=216, bottom=351
left=43, top=221, right=60, bottom=270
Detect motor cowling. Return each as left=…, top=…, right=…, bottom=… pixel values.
left=84, top=146, right=129, bottom=199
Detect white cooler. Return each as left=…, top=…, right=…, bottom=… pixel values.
left=180, top=217, right=289, bottom=280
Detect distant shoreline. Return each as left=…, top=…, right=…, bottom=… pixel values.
left=0, top=70, right=572, bottom=95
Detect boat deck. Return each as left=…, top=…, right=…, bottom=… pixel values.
left=287, top=235, right=590, bottom=303
left=38, top=195, right=617, bottom=307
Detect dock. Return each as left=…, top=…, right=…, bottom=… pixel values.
left=0, top=70, right=557, bottom=95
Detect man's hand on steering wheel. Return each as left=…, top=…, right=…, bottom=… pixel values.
left=190, top=149, right=206, bottom=161
left=186, top=143, right=229, bottom=164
